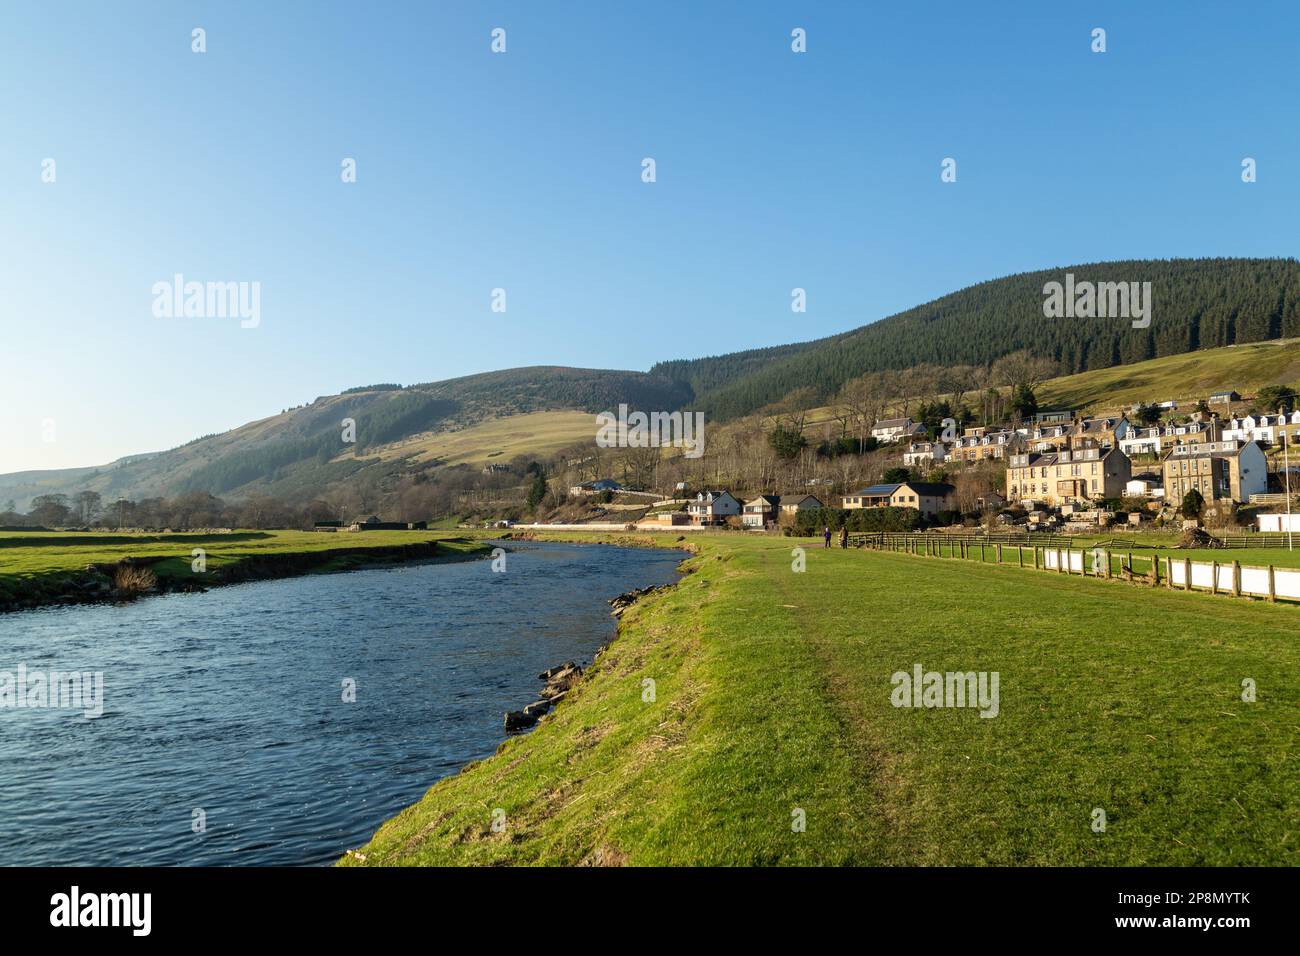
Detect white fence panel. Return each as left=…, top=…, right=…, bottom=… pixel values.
left=1168, top=559, right=1187, bottom=588
left=1190, top=561, right=1216, bottom=589
left=1240, top=566, right=1271, bottom=597
left=1275, top=568, right=1300, bottom=600
left=1216, top=563, right=1235, bottom=592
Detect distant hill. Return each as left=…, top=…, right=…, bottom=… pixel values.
left=5, top=258, right=1299, bottom=511
left=0, top=368, right=686, bottom=510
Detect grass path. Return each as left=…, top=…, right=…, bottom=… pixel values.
left=343, top=534, right=1298, bottom=866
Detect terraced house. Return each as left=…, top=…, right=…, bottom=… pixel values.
left=1006, top=442, right=1132, bottom=507
left=1161, top=440, right=1267, bottom=504
left=948, top=428, right=1021, bottom=463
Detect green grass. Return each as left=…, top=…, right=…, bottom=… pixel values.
left=341, top=532, right=1298, bottom=866
left=0, top=529, right=488, bottom=605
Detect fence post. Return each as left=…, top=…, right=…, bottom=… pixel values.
left=980, top=541, right=986, bottom=562
left=1018, top=546, right=1024, bottom=569
left=996, top=543, right=1002, bottom=563
left=1104, top=549, right=1112, bottom=579
left=1268, top=565, right=1276, bottom=603
left=1184, top=557, right=1191, bottom=591
left=1033, top=547, right=1039, bottom=570
left=1211, top=560, right=1218, bottom=595
left=1232, top=560, right=1241, bottom=598
left=1058, top=548, right=1065, bottom=574
left=1165, top=557, right=1172, bottom=589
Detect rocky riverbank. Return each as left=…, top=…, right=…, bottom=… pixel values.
left=500, top=583, right=674, bottom=732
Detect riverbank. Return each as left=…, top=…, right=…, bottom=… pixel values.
left=0, top=530, right=491, bottom=612
left=341, top=531, right=1298, bottom=866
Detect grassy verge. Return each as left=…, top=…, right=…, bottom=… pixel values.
left=0, top=529, right=490, bottom=610
left=342, top=532, right=1297, bottom=866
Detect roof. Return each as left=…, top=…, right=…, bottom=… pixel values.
left=873, top=418, right=912, bottom=429
left=855, top=483, right=901, bottom=497
left=779, top=494, right=821, bottom=506
left=1162, top=440, right=1254, bottom=461
left=853, top=481, right=953, bottom=498
left=744, top=495, right=780, bottom=507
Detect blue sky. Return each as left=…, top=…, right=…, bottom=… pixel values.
left=2, top=1, right=1298, bottom=473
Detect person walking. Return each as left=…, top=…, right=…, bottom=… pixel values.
left=839, top=525, right=849, bottom=549
left=823, top=526, right=832, bottom=548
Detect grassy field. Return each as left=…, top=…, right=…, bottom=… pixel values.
left=0, top=529, right=488, bottom=605
left=342, top=531, right=1297, bottom=866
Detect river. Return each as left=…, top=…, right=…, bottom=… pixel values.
left=0, top=540, right=683, bottom=866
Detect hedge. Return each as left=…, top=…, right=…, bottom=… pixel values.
left=792, top=506, right=921, bottom=536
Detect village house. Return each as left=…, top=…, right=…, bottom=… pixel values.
left=1161, top=440, right=1267, bottom=505
left=1006, top=442, right=1132, bottom=507
left=843, top=481, right=955, bottom=517
left=948, top=429, right=1020, bottom=463
left=1118, top=425, right=1164, bottom=458
left=1208, top=390, right=1241, bottom=406
left=779, top=494, right=823, bottom=515
left=568, top=478, right=623, bottom=496
left=1033, top=409, right=1076, bottom=425
left=870, top=417, right=924, bottom=443
left=1223, top=410, right=1300, bottom=445
left=902, top=440, right=947, bottom=466
left=686, top=490, right=741, bottom=526
left=1070, top=415, right=1131, bottom=447
left=1021, top=422, right=1072, bottom=452
left=741, top=495, right=779, bottom=528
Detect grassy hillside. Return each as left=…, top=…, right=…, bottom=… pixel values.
left=343, top=533, right=1297, bottom=866
left=364, top=410, right=596, bottom=467
left=785, top=337, right=1300, bottom=434
left=1036, top=337, right=1300, bottom=413
left=658, top=257, right=1300, bottom=420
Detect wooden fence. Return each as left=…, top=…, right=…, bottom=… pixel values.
left=858, top=533, right=1300, bottom=605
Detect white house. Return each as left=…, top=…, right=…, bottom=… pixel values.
left=741, top=495, right=779, bottom=528
left=1119, top=426, right=1163, bottom=458
left=871, top=417, right=922, bottom=443
left=686, top=490, right=741, bottom=526
left=902, top=441, right=947, bottom=467
left=1224, top=410, right=1300, bottom=444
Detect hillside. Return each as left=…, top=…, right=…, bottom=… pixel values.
left=6, top=258, right=1300, bottom=511
left=0, top=369, right=675, bottom=511
left=787, top=337, right=1300, bottom=434
left=661, top=257, right=1300, bottom=420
